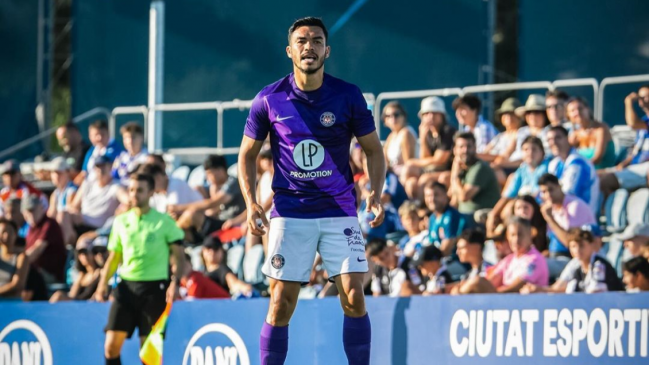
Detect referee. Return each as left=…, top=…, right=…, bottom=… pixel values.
left=93, top=172, right=186, bottom=365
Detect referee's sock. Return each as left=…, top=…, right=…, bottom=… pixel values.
left=105, top=356, right=121, bottom=365
left=343, top=313, right=371, bottom=365
left=260, top=322, right=288, bottom=365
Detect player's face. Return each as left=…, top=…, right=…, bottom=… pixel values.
left=287, top=26, right=330, bottom=75
left=128, top=179, right=153, bottom=208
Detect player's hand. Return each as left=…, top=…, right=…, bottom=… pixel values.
left=93, top=284, right=108, bottom=303
left=366, top=190, right=384, bottom=228
left=246, top=202, right=269, bottom=236
left=167, top=281, right=181, bottom=303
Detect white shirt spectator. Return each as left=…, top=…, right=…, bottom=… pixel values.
left=149, top=177, right=203, bottom=214
left=77, top=180, right=120, bottom=228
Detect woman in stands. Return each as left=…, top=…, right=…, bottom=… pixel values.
left=568, top=97, right=616, bottom=169
left=381, top=101, right=417, bottom=177
left=0, top=218, right=29, bottom=300
left=512, top=195, right=548, bottom=254
left=49, top=234, right=102, bottom=302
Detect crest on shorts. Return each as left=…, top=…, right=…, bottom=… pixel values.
left=320, top=112, right=336, bottom=127
left=271, top=254, right=285, bottom=269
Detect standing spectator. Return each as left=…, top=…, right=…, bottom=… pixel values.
left=615, top=223, right=649, bottom=259
left=622, top=257, right=649, bottom=292
left=397, top=201, right=428, bottom=257
left=547, top=126, right=600, bottom=212
left=381, top=101, right=417, bottom=176
left=424, top=181, right=469, bottom=256
left=448, top=132, right=500, bottom=216
left=79, top=120, right=123, bottom=183
left=515, top=95, right=550, bottom=154
left=56, top=122, right=91, bottom=181
left=112, top=122, right=149, bottom=185
left=367, top=238, right=420, bottom=297
left=201, top=237, right=253, bottom=295
left=22, top=195, right=67, bottom=284
left=138, top=164, right=202, bottom=216
left=402, top=96, right=455, bottom=199
left=414, top=245, right=451, bottom=295
left=451, top=228, right=493, bottom=294
left=568, top=97, right=616, bottom=169
left=452, top=94, right=497, bottom=153
left=538, top=174, right=596, bottom=257
left=46, top=157, right=78, bottom=246
left=1, top=160, right=48, bottom=213
left=545, top=90, right=573, bottom=131
left=0, top=218, right=29, bottom=299
left=49, top=236, right=101, bottom=302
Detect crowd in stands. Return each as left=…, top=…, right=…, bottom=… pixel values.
left=1, top=85, right=649, bottom=304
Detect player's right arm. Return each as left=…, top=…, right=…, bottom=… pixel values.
left=93, top=250, right=122, bottom=302
left=238, top=136, right=268, bottom=236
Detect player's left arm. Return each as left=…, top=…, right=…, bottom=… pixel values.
left=357, top=132, right=386, bottom=228
left=168, top=242, right=186, bottom=302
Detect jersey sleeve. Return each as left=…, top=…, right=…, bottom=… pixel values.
left=107, top=217, right=123, bottom=253
left=244, top=92, right=271, bottom=141
left=559, top=162, right=582, bottom=196
left=349, top=86, right=376, bottom=138
left=162, top=214, right=185, bottom=244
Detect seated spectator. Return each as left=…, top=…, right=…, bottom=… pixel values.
left=1, top=160, right=48, bottom=214
left=145, top=153, right=167, bottom=171
left=46, top=157, right=78, bottom=246
left=3, top=198, right=28, bottom=246
left=487, top=217, right=549, bottom=293
left=622, top=256, right=649, bottom=292
left=112, top=122, right=149, bottom=185
left=137, top=164, right=202, bottom=216
left=453, top=94, right=497, bottom=153
left=381, top=101, right=417, bottom=176
left=201, top=237, right=253, bottom=296
left=451, top=228, right=493, bottom=294
left=539, top=173, right=596, bottom=257
left=424, top=181, right=469, bottom=256
left=487, top=136, right=548, bottom=237
left=49, top=236, right=101, bottom=302
left=0, top=218, right=29, bottom=300
left=547, top=126, right=600, bottom=212
left=359, top=150, right=407, bottom=212
left=65, top=156, right=122, bottom=236
left=545, top=89, right=574, bottom=131
left=449, top=132, right=500, bottom=216
left=172, top=155, right=246, bottom=244
left=177, top=253, right=230, bottom=300
left=483, top=97, right=523, bottom=166
left=489, top=232, right=512, bottom=263
left=397, top=201, right=428, bottom=257
left=413, top=245, right=451, bottom=295
left=615, top=223, right=649, bottom=259
left=79, top=119, right=123, bottom=183
left=56, top=122, right=91, bottom=181
left=367, top=238, right=420, bottom=297
left=599, top=85, right=649, bottom=196
left=512, top=195, right=548, bottom=253
left=568, top=97, right=616, bottom=169
left=401, top=97, right=454, bottom=199
left=22, top=195, right=67, bottom=284
left=515, top=94, right=550, bottom=154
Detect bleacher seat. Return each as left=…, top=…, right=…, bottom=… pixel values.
left=171, top=165, right=190, bottom=181
left=605, top=189, right=628, bottom=233
left=603, top=239, right=625, bottom=277
left=187, top=165, right=206, bottom=188
left=627, top=188, right=649, bottom=225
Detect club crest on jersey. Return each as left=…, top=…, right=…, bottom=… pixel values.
left=320, top=112, right=336, bottom=127
left=271, top=254, right=285, bottom=269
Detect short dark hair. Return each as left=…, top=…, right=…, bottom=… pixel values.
left=521, top=135, right=544, bottom=154
left=547, top=125, right=569, bottom=138
left=120, top=122, right=144, bottom=136
left=130, top=172, right=155, bottom=191
left=148, top=153, right=166, bottom=168
left=623, top=256, right=649, bottom=279
left=452, top=94, right=482, bottom=111
left=537, top=173, right=560, bottom=187
left=546, top=89, right=569, bottom=101
left=0, top=218, right=17, bottom=233
left=366, top=238, right=388, bottom=257
left=203, top=155, right=228, bottom=171
left=454, top=131, right=476, bottom=144
left=639, top=84, right=649, bottom=92
left=288, top=17, right=328, bottom=44
left=566, top=228, right=595, bottom=244
left=423, top=181, right=447, bottom=193
left=60, top=121, right=80, bottom=132
left=459, top=227, right=486, bottom=249
left=89, top=119, right=109, bottom=131
left=137, top=163, right=165, bottom=177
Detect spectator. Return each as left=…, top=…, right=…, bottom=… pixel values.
left=402, top=97, right=455, bottom=199
left=3, top=198, right=28, bottom=246
left=568, top=97, right=616, bottom=169
left=22, top=194, right=67, bottom=284
left=489, top=232, right=512, bottom=262
left=515, top=94, right=550, bottom=154
left=381, top=101, right=417, bottom=176
left=614, top=223, right=649, bottom=259
left=449, top=132, right=500, bottom=216
left=545, top=90, right=573, bottom=131
left=622, top=256, right=649, bottom=292
left=512, top=195, right=548, bottom=253
left=487, top=136, right=548, bottom=237
left=79, top=120, right=123, bottom=183
left=413, top=245, right=451, bottom=295
left=450, top=228, right=493, bottom=295
left=201, top=236, right=253, bottom=295
left=359, top=150, right=407, bottom=212
left=397, top=201, right=428, bottom=257
left=46, top=157, right=78, bottom=246
left=173, top=155, right=246, bottom=244
left=424, top=181, right=469, bottom=256
left=177, top=253, right=230, bottom=300
left=56, top=122, right=90, bottom=180
left=539, top=173, right=596, bottom=257
left=65, top=156, right=122, bottom=236
left=49, top=236, right=101, bottom=302
left=547, top=126, right=600, bottom=211
left=1, top=160, right=48, bottom=214
left=488, top=217, right=549, bottom=293
left=0, top=218, right=29, bottom=300
left=562, top=228, right=624, bottom=293
left=137, top=164, right=202, bottom=216
left=367, top=238, right=420, bottom=297
left=453, top=94, right=497, bottom=153
left=112, top=122, right=149, bottom=185
left=145, top=153, right=167, bottom=171
left=599, top=85, right=649, bottom=196
left=484, top=97, right=524, bottom=166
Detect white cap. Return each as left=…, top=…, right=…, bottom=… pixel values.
left=615, top=223, right=649, bottom=241
left=418, top=96, right=447, bottom=118
left=48, top=157, right=69, bottom=171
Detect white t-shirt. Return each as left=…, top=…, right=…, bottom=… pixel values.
left=149, top=177, right=203, bottom=213
left=78, top=180, right=121, bottom=228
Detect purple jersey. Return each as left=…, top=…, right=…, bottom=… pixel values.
left=244, top=73, right=375, bottom=219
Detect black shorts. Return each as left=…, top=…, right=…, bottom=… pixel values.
left=105, top=280, right=168, bottom=338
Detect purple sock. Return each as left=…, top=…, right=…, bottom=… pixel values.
left=343, top=313, right=371, bottom=365
left=260, top=322, right=288, bottom=365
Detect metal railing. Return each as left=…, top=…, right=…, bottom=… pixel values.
left=108, top=105, right=148, bottom=141
left=597, top=74, right=649, bottom=120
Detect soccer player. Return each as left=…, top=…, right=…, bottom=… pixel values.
left=238, top=17, right=385, bottom=365
left=93, top=173, right=186, bottom=365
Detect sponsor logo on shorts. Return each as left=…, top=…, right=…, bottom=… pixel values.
left=357, top=257, right=367, bottom=262
left=182, top=323, right=250, bottom=365
left=320, top=112, right=336, bottom=127
left=271, top=254, right=285, bottom=269
left=0, top=320, right=53, bottom=365
left=344, top=227, right=364, bottom=247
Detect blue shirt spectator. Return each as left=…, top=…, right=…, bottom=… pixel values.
left=548, top=148, right=599, bottom=212
left=503, top=159, right=549, bottom=199
left=382, top=172, right=407, bottom=211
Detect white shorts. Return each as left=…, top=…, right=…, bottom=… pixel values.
left=262, top=217, right=368, bottom=283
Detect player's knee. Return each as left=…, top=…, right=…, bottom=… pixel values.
left=268, top=294, right=295, bottom=323
left=104, top=340, right=121, bottom=359
left=342, top=288, right=365, bottom=316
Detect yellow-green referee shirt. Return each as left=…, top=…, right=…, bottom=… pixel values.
left=107, top=209, right=184, bottom=281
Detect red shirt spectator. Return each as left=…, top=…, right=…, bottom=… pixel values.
left=181, top=270, right=230, bottom=299
left=23, top=195, right=66, bottom=283
left=1, top=160, right=48, bottom=214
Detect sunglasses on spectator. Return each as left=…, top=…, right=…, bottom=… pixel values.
left=383, top=112, right=402, bottom=119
